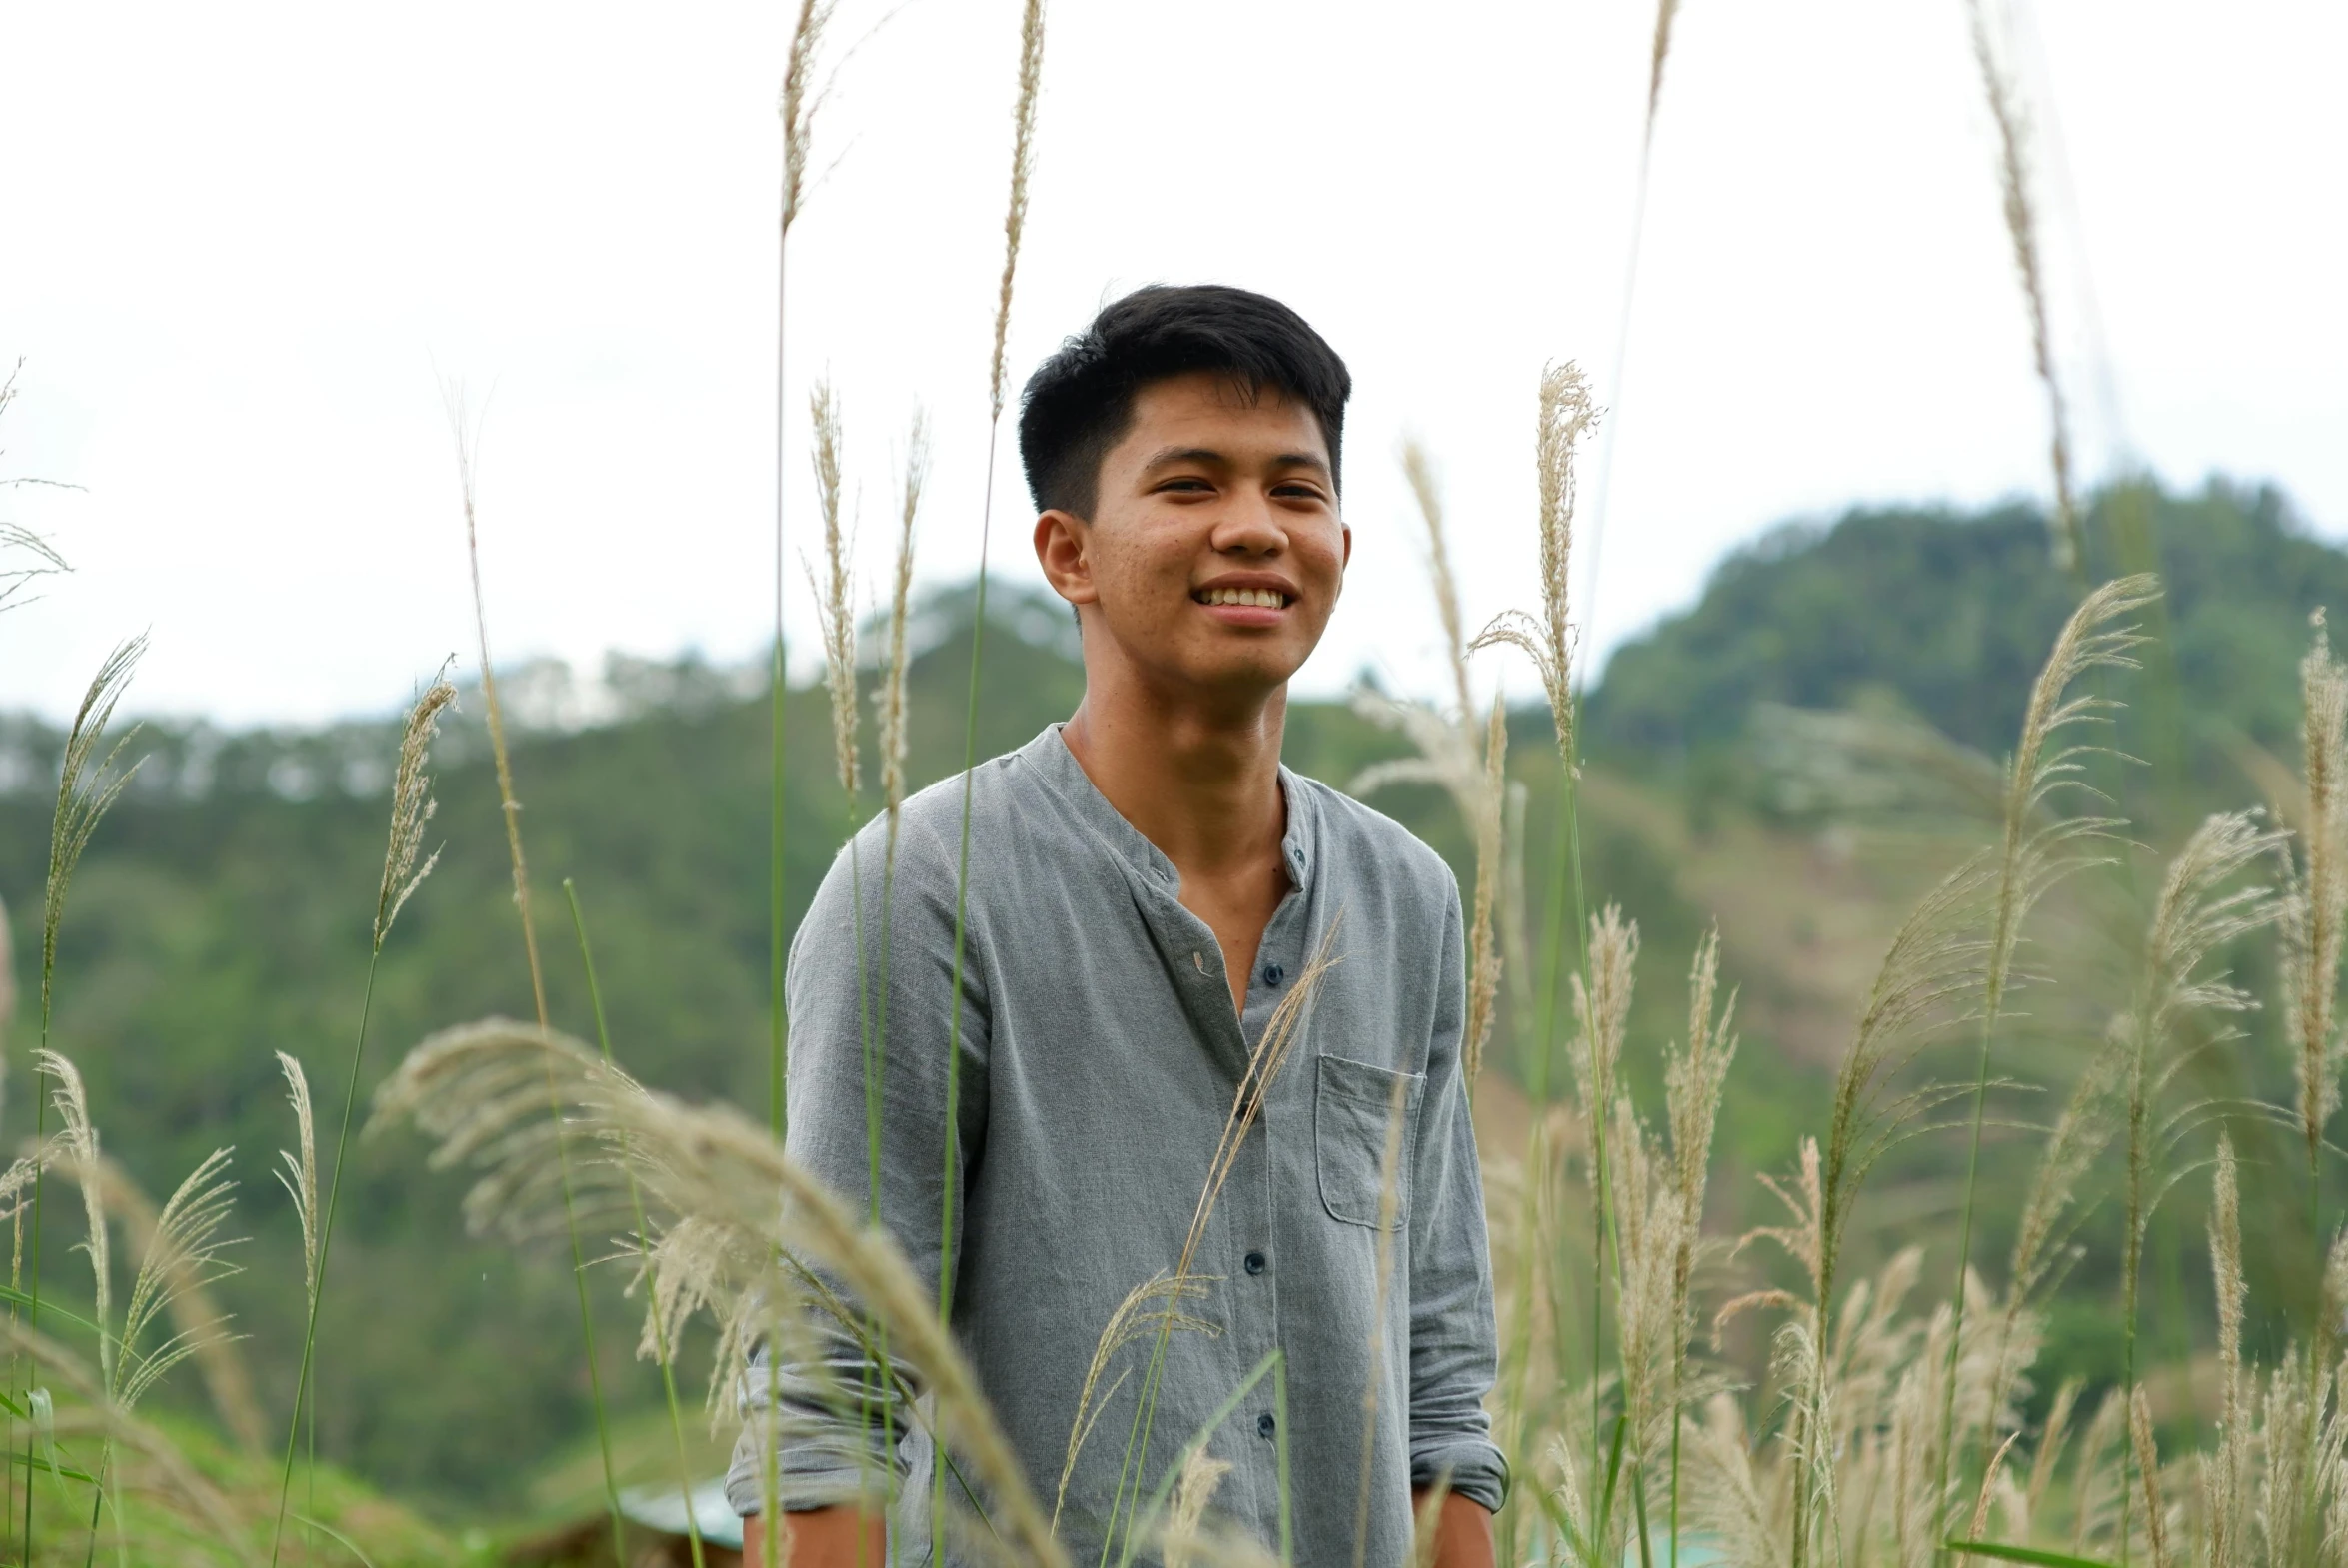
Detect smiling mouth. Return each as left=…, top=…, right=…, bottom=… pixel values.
left=1195, top=587, right=1291, bottom=609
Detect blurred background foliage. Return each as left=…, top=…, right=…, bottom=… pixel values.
left=0, top=475, right=2331, bottom=1521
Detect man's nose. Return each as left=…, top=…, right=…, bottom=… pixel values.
left=1211, top=489, right=1288, bottom=555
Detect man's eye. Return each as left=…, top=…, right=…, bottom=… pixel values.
left=1158, top=478, right=1212, bottom=493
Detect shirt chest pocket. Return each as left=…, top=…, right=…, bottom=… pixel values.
left=1314, top=1054, right=1425, bottom=1230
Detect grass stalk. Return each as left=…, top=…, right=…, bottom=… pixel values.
left=24, top=636, right=145, bottom=1564
left=2114, top=811, right=2284, bottom=1567
left=1349, top=1076, right=1412, bottom=1568
left=1935, top=576, right=2158, bottom=1539
left=1962, top=0, right=2083, bottom=576
left=266, top=668, right=455, bottom=1565
left=444, top=407, right=626, bottom=1565
left=563, top=881, right=706, bottom=1568
left=939, top=0, right=1044, bottom=1552
left=1475, top=359, right=1601, bottom=1544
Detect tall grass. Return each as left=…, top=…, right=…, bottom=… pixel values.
left=267, top=667, right=456, bottom=1564
left=1961, top=0, right=2081, bottom=576
left=1937, top=573, right=2158, bottom=1528
left=938, top=0, right=1047, bottom=1552
left=21, top=636, right=144, bottom=1563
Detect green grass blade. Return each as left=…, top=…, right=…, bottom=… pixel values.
left=1944, top=1539, right=2118, bottom=1567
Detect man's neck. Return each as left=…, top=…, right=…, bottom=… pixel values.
left=1059, top=672, right=1288, bottom=882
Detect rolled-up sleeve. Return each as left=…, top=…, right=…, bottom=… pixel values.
left=1404, top=884, right=1510, bottom=1515
left=725, top=810, right=990, bottom=1517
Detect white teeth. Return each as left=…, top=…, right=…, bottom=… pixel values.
left=1201, top=587, right=1285, bottom=608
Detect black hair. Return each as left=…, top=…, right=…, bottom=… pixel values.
left=1017, top=284, right=1352, bottom=519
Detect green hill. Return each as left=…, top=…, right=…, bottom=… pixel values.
left=0, top=475, right=2332, bottom=1518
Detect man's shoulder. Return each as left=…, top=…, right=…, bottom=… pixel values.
left=1287, top=772, right=1460, bottom=908
left=838, top=741, right=1039, bottom=876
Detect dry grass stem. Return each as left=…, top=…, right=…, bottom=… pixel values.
left=1054, top=1273, right=1217, bottom=1533
left=879, top=410, right=929, bottom=818
left=1163, top=1449, right=1230, bottom=1568
left=374, top=1020, right=1069, bottom=1567
left=2208, top=1136, right=2248, bottom=1568
left=1463, top=696, right=1507, bottom=1086
left=1473, top=363, right=1599, bottom=772
left=988, top=0, right=1047, bottom=418
left=42, top=1052, right=112, bottom=1387
left=2130, top=1386, right=2168, bottom=1568
left=448, top=393, right=553, bottom=1028
left=1645, top=0, right=1683, bottom=136
left=1962, top=0, right=2080, bottom=572
left=1400, top=442, right=1474, bottom=721
left=1350, top=1074, right=1412, bottom=1568
left=804, top=380, right=858, bottom=793
left=2284, top=610, right=2348, bottom=1183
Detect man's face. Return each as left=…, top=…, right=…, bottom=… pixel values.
left=1034, top=371, right=1350, bottom=704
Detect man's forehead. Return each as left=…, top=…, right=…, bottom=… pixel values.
left=1117, top=373, right=1328, bottom=461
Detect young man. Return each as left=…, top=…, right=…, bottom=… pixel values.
left=732, top=285, right=1505, bottom=1565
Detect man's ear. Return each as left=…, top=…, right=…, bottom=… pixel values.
left=1034, top=509, right=1098, bottom=609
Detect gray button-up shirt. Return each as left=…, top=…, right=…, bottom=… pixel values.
left=728, top=725, right=1506, bottom=1562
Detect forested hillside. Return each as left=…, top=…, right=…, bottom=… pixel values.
left=0, top=476, right=2331, bottom=1518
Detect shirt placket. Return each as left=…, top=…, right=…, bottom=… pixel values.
left=1224, top=822, right=1310, bottom=1535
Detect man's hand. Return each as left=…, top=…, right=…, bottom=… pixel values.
left=1414, top=1487, right=1496, bottom=1568
left=739, top=1505, right=886, bottom=1568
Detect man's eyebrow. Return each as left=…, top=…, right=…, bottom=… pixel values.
left=1139, top=445, right=1230, bottom=471
left=1137, top=446, right=1331, bottom=477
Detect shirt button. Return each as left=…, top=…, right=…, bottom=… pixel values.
left=1244, top=1250, right=1266, bottom=1276
left=1262, top=963, right=1284, bottom=986
left=1256, top=1412, right=1276, bottom=1440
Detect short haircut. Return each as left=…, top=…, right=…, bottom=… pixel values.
left=1017, top=284, right=1352, bottom=519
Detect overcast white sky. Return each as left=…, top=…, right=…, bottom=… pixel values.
left=3, top=0, right=2342, bottom=726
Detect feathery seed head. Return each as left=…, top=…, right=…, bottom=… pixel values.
left=1461, top=695, right=1506, bottom=1086
left=878, top=409, right=928, bottom=815
left=1400, top=443, right=1473, bottom=722
left=2285, top=608, right=2348, bottom=1157
left=1963, top=0, right=2079, bottom=573
left=376, top=667, right=457, bottom=950
left=276, top=1050, right=320, bottom=1317
left=777, top=0, right=835, bottom=235
left=805, top=381, right=860, bottom=794
left=375, top=1018, right=1070, bottom=1565
left=1472, top=361, right=1600, bottom=775
left=44, top=637, right=147, bottom=1014
left=988, top=0, right=1048, bottom=418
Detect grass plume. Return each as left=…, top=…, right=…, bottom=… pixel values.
left=938, top=0, right=1049, bottom=1549
left=2116, top=810, right=2285, bottom=1558
left=1473, top=362, right=1599, bottom=777
left=770, top=0, right=837, bottom=1148
left=269, top=669, right=457, bottom=1564
left=374, top=1018, right=1071, bottom=1567
left=2282, top=610, right=2348, bottom=1255
left=442, top=403, right=624, bottom=1565
left=1962, top=0, right=2080, bottom=574
left=1940, top=573, right=2158, bottom=1522
left=804, top=379, right=858, bottom=794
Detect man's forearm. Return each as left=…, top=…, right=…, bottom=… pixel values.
left=739, top=1505, right=886, bottom=1568
left=1414, top=1488, right=1496, bottom=1568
